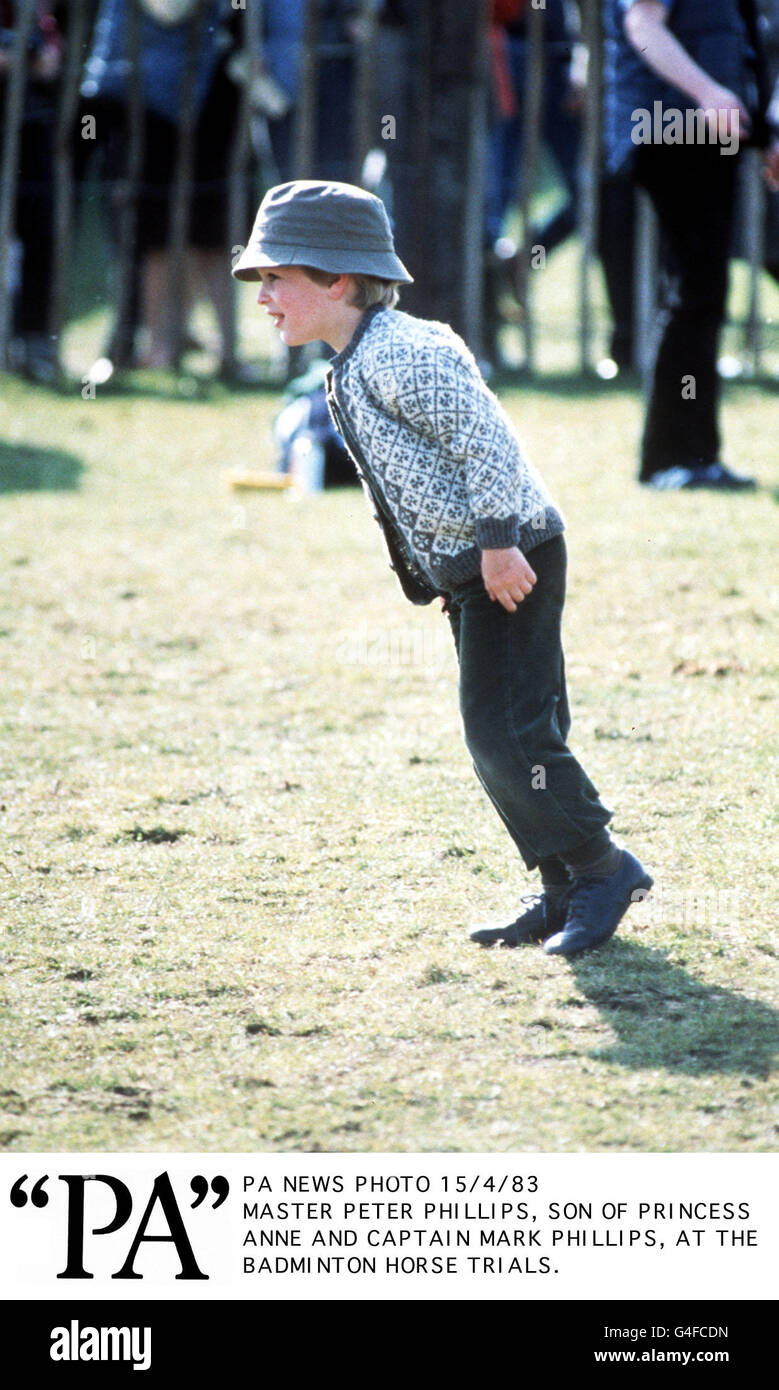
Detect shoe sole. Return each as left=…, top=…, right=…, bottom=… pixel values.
left=469, top=923, right=553, bottom=948
left=470, top=899, right=568, bottom=949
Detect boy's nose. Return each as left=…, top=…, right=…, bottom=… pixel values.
left=256, top=283, right=269, bottom=305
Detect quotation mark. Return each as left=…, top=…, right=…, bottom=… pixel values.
left=190, top=1176, right=229, bottom=1209
left=10, top=1175, right=49, bottom=1207
left=11, top=1173, right=229, bottom=1210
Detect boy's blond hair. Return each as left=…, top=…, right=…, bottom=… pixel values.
left=302, top=266, right=400, bottom=309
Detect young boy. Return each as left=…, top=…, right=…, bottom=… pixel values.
left=233, top=180, right=652, bottom=956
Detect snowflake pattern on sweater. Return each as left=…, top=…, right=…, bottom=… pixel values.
left=326, top=305, right=565, bottom=602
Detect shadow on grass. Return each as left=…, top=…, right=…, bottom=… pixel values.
left=0, top=441, right=84, bottom=493
left=490, top=367, right=779, bottom=400
left=3, top=367, right=285, bottom=405
left=489, top=367, right=643, bottom=398
left=569, top=939, right=778, bottom=1078
left=62, top=371, right=285, bottom=404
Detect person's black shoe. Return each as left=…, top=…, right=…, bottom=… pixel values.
left=700, top=463, right=757, bottom=489
left=10, top=333, right=59, bottom=385
left=644, top=463, right=756, bottom=491
left=470, top=892, right=569, bottom=948
left=543, top=851, right=653, bottom=957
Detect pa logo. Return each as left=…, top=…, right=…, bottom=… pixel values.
left=10, top=1170, right=229, bottom=1279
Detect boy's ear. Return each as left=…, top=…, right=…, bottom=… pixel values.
left=326, top=273, right=353, bottom=301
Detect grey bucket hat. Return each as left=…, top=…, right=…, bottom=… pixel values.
left=232, top=180, right=413, bottom=284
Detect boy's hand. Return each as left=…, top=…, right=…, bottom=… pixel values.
left=764, top=137, right=779, bottom=192
left=481, top=547, right=537, bottom=612
left=698, top=80, right=751, bottom=145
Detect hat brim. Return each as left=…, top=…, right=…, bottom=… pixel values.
left=232, top=241, right=413, bottom=284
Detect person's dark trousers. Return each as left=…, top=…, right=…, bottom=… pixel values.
left=445, top=536, right=612, bottom=871
left=14, top=114, right=56, bottom=336
left=533, top=54, right=581, bottom=255
left=598, top=169, right=636, bottom=369
left=485, top=45, right=580, bottom=250
left=634, top=141, right=740, bottom=481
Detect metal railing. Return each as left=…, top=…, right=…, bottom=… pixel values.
left=0, top=0, right=774, bottom=381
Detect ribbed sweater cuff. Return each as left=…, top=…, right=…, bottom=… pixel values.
left=474, top=514, right=520, bottom=549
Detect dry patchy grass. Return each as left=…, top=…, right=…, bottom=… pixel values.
left=0, top=368, right=777, bottom=1152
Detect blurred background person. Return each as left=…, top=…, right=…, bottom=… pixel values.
left=483, top=0, right=583, bottom=367
left=603, top=0, right=774, bottom=490
left=483, top=0, right=638, bottom=375
left=1, top=0, right=63, bottom=383
left=753, top=0, right=779, bottom=281
left=259, top=0, right=364, bottom=185
left=81, top=0, right=241, bottom=371
left=485, top=0, right=582, bottom=267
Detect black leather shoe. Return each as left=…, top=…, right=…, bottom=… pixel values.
left=543, top=851, right=653, bottom=957
left=470, top=892, right=569, bottom=948
left=644, top=463, right=756, bottom=491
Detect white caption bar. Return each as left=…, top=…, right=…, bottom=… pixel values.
left=0, top=1153, right=774, bottom=1301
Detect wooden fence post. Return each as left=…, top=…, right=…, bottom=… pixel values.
left=224, top=0, right=262, bottom=379
left=0, top=0, right=36, bottom=369
left=112, top=0, right=144, bottom=368
left=634, top=187, right=658, bottom=382
left=518, top=3, right=544, bottom=375
left=294, top=0, right=319, bottom=179
left=168, top=0, right=209, bottom=372
left=402, top=0, right=489, bottom=351
left=50, top=0, right=93, bottom=376
left=742, top=148, right=765, bottom=376
left=577, top=0, right=602, bottom=374
left=352, top=0, right=377, bottom=183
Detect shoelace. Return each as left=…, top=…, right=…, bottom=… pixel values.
left=512, top=893, right=565, bottom=940
left=564, top=876, right=612, bottom=928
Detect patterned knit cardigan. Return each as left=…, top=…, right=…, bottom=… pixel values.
left=326, top=304, right=564, bottom=605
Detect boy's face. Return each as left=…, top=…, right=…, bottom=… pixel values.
left=255, top=266, right=337, bottom=347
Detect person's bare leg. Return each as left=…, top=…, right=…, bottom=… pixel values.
left=140, top=251, right=204, bottom=366
left=194, top=248, right=235, bottom=369
left=140, top=250, right=173, bottom=368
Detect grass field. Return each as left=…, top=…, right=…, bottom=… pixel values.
left=1, top=250, right=778, bottom=1154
